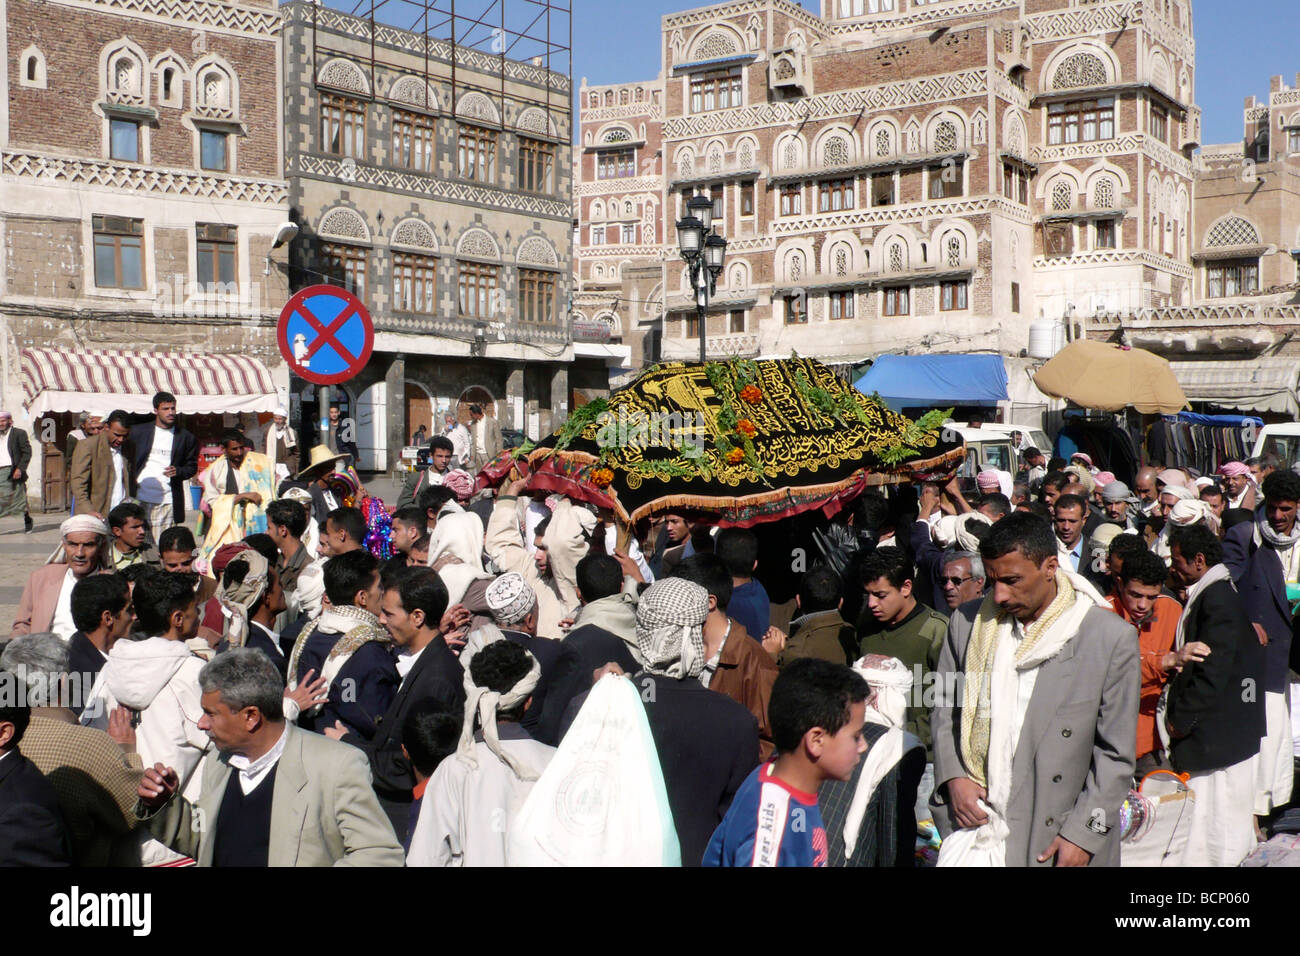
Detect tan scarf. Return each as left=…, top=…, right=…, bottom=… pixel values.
left=960, top=568, right=1077, bottom=788
left=287, top=604, right=391, bottom=695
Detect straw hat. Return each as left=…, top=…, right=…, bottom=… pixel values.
left=295, top=444, right=351, bottom=482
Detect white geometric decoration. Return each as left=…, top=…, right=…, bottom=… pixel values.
left=602, top=127, right=632, bottom=143
left=1052, top=52, right=1108, bottom=91
left=1005, top=114, right=1025, bottom=155
left=1204, top=216, right=1260, bottom=247
left=457, top=227, right=500, bottom=259
left=708, top=147, right=723, bottom=172
left=934, top=120, right=958, bottom=154
left=1093, top=178, right=1115, bottom=209
left=390, top=75, right=438, bottom=111
left=391, top=218, right=437, bottom=250
left=888, top=242, right=904, bottom=272
left=875, top=127, right=892, bottom=157
left=691, top=29, right=740, bottom=62
left=516, top=106, right=553, bottom=135
left=729, top=262, right=748, bottom=292
left=678, top=150, right=694, bottom=177
left=457, top=90, right=500, bottom=124
left=318, top=207, right=370, bottom=242
left=774, top=57, right=796, bottom=80
left=1052, top=180, right=1073, bottom=211
left=946, top=234, right=962, bottom=267
left=788, top=251, right=803, bottom=282
left=318, top=58, right=369, bottom=95
left=737, top=139, right=754, bottom=167
left=781, top=138, right=799, bottom=170
left=517, top=236, right=559, bottom=266
left=822, top=135, right=850, bottom=167
left=834, top=245, right=849, bottom=277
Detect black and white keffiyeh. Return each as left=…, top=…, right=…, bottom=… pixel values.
left=634, top=578, right=709, bottom=680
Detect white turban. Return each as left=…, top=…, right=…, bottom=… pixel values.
left=60, top=515, right=108, bottom=538
left=456, top=624, right=543, bottom=781
left=852, top=653, right=914, bottom=730
left=1169, top=498, right=1220, bottom=535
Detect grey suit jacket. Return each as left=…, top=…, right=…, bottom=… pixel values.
left=930, top=598, right=1139, bottom=867
left=149, top=723, right=405, bottom=867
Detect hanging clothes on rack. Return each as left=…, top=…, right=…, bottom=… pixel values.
left=1151, top=413, right=1260, bottom=476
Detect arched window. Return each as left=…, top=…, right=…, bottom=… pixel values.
left=888, top=241, right=905, bottom=272
left=782, top=138, right=799, bottom=170
left=1204, top=216, right=1261, bottom=247
left=822, top=135, right=850, bottom=168
left=832, top=244, right=850, bottom=277
left=944, top=232, right=963, bottom=268
left=1092, top=177, right=1115, bottom=209
left=1052, top=180, right=1073, bottom=211
left=787, top=250, right=804, bottom=282
left=874, top=126, right=892, bottom=157
left=1052, top=51, right=1108, bottom=90
left=933, top=120, right=958, bottom=154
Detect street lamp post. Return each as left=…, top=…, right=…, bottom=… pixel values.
left=677, top=194, right=727, bottom=363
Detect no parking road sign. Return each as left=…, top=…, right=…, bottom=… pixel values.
left=277, top=285, right=375, bottom=386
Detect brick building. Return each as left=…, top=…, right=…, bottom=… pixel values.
left=575, top=0, right=1200, bottom=418
left=1093, top=71, right=1300, bottom=418
left=280, top=1, right=574, bottom=469
left=572, top=76, right=664, bottom=382
left=1, top=0, right=289, bottom=499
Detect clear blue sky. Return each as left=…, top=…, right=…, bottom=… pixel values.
left=570, top=0, right=1292, bottom=147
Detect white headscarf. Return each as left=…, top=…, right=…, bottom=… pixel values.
left=428, top=511, right=492, bottom=603
left=456, top=623, right=543, bottom=780
left=215, top=551, right=270, bottom=649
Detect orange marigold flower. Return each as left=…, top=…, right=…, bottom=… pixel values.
left=590, top=467, right=614, bottom=488
left=740, top=384, right=763, bottom=404
left=736, top=419, right=758, bottom=438
left=726, top=447, right=745, bottom=464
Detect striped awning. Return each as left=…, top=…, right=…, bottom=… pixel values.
left=1170, top=357, right=1300, bottom=416
left=21, top=347, right=279, bottom=417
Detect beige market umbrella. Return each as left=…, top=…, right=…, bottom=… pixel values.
left=1033, top=340, right=1189, bottom=413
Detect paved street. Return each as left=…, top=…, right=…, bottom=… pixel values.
left=0, top=474, right=402, bottom=636
left=0, top=513, right=64, bottom=634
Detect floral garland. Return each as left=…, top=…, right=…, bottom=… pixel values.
left=553, top=359, right=949, bottom=491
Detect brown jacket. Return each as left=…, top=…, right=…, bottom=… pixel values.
left=19, top=712, right=145, bottom=866
left=70, top=431, right=137, bottom=517
left=710, top=618, right=779, bottom=761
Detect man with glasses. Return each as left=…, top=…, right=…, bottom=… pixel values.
left=939, top=551, right=986, bottom=612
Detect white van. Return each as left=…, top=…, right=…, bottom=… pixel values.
left=945, top=422, right=1051, bottom=482
left=1252, top=424, right=1300, bottom=468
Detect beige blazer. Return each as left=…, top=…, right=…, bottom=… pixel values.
left=152, top=723, right=405, bottom=867
left=70, top=431, right=137, bottom=518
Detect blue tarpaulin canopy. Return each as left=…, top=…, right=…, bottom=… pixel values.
left=854, top=354, right=1008, bottom=410
left=1166, top=411, right=1263, bottom=428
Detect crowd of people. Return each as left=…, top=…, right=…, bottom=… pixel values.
left=1, top=395, right=1297, bottom=868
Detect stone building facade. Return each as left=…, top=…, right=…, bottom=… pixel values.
left=572, top=76, right=664, bottom=382
left=1090, top=72, right=1300, bottom=418
left=1, top=0, right=289, bottom=497
left=281, top=1, right=574, bottom=469
left=575, top=0, right=1200, bottom=400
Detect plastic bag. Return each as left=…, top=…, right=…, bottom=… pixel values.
left=507, top=674, right=681, bottom=866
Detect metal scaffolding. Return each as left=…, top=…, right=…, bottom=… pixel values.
left=312, top=0, right=572, bottom=132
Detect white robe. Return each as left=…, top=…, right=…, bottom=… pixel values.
left=406, top=734, right=555, bottom=867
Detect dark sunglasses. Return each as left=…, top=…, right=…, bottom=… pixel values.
left=940, top=575, right=973, bottom=586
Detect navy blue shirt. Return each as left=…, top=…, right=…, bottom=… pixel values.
left=728, top=579, right=770, bottom=642
left=295, top=626, right=399, bottom=740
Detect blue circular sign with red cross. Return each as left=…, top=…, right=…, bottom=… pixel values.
left=277, top=285, right=375, bottom=386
